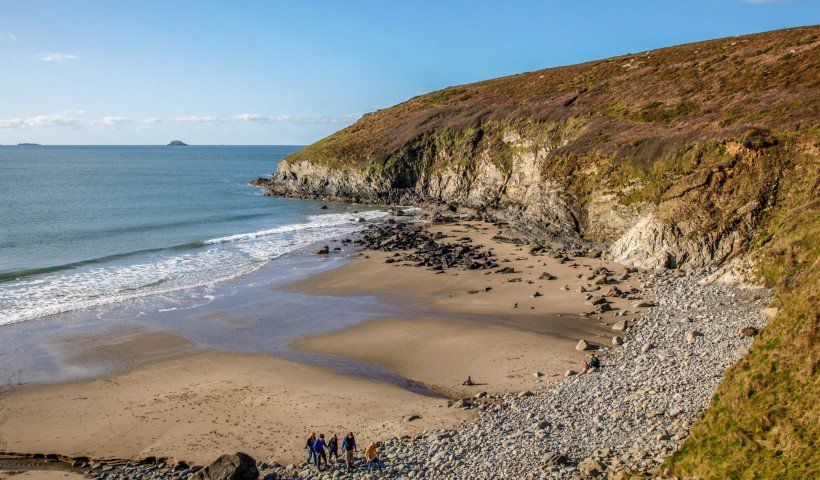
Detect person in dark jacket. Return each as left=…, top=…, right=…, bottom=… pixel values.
left=341, top=432, right=357, bottom=472
left=313, top=433, right=328, bottom=469
left=305, top=433, right=316, bottom=464
left=327, top=433, right=340, bottom=465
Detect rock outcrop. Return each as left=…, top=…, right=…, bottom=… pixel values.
left=257, top=26, right=819, bottom=273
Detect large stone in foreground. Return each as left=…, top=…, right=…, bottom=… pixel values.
left=190, top=452, right=258, bottom=480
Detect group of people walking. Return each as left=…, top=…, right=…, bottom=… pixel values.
left=305, top=432, right=383, bottom=474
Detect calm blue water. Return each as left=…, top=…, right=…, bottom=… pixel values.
left=0, top=145, right=385, bottom=326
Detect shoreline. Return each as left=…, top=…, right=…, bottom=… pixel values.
left=0, top=218, right=767, bottom=480
left=0, top=218, right=636, bottom=471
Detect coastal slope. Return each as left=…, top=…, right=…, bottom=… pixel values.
left=259, top=26, right=820, bottom=478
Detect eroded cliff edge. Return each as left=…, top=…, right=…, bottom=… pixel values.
left=257, top=26, right=819, bottom=477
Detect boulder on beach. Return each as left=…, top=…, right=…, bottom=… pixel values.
left=314, top=245, right=329, bottom=254
left=190, top=452, right=258, bottom=480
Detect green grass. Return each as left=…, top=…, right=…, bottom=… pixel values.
left=663, top=140, right=820, bottom=479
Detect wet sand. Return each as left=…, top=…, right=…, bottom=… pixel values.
left=0, top=220, right=645, bottom=464
left=0, top=472, right=85, bottom=480
left=295, top=316, right=583, bottom=397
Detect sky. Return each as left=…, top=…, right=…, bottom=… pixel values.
left=0, top=0, right=817, bottom=145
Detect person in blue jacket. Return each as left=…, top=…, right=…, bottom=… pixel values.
left=313, top=433, right=328, bottom=469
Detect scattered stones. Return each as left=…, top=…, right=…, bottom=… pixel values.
left=685, top=330, right=701, bottom=343
left=313, top=245, right=330, bottom=254
left=576, top=339, right=591, bottom=351
left=541, top=451, right=568, bottom=466
left=738, top=326, right=759, bottom=337
left=612, top=320, right=628, bottom=332
left=578, top=457, right=604, bottom=476
left=612, top=336, right=624, bottom=346
left=532, top=291, right=542, bottom=298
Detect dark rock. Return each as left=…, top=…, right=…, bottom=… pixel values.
left=314, top=245, right=329, bottom=254
left=739, top=326, right=759, bottom=337
left=190, top=452, right=258, bottom=480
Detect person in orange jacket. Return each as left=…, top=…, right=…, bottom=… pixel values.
left=364, top=441, right=384, bottom=474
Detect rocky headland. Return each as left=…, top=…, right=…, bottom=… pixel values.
left=251, top=26, right=818, bottom=479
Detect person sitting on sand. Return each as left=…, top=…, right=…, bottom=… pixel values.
left=341, top=432, right=357, bottom=472
left=590, top=355, right=601, bottom=369
left=462, top=375, right=474, bottom=386
left=583, top=355, right=601, bottom=372
left=313, top=433, right=328, bottom=469
left=305, top=432, right=316, bottom=464
left=364, top=441, right=384, bottom=474
left=327, top=433, right=340, bottom=465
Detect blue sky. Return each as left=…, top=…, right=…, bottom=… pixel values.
left=0, top=0, right=816, bottom=145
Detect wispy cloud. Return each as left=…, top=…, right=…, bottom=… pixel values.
left=37, top=53, right=80, bottom=62
left=0, top=32, right=17, bottom=41
left=173, top=115, right=221, bottom=124
left=0, top=112, right=133, bottom=130
left=0, top=112, right=361, bottom=130
left=232, top=113, right=359, bottom=125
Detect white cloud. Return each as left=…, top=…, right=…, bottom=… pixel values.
left=0, top=112, right=361, bottom=131
left=1, top=32, right=17, bottom=41
left=0, top=113, right=85, bottom=129
left=38, top=53, right=80, bottom=62
left=232, top=113, right=359, bottom=125
left=173, top=115, right=221, bottom=124
left=98, top=116, right=134, bottom=128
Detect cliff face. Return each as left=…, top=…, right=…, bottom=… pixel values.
left=262, top=26, right=819, bottom=274
left=261, top=26, right=819, bottom=478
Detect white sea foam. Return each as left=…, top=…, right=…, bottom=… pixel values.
left=0, top=210, right=387, bottom=326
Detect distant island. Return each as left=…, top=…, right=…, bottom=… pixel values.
left=17, top=143, right=41, bottom=146
left=167, top=140, right=188, bottom=146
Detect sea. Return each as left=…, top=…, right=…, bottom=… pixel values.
left=0, top=145, right=386, bottom=327
left=0, top=145, right=422, bottom=388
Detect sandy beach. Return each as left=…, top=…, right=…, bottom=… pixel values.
left=0, top=348, right=469, bottom=465
left=0, top=220, right=645, bottom=466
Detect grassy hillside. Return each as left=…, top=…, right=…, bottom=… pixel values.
left=664, top=161, right=819, bottom=479
left=277, top=26, right=820, bottom=478
left=288, top=25, right=818, bottom=176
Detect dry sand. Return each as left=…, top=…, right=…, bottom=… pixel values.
left=0, top=349, right=469, bottom=465
left=289, top=222, right=640, bottom=327
left=292, top=221, right=642, bottom=396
